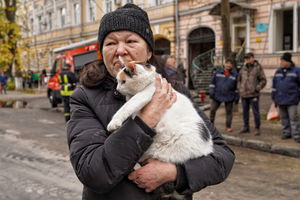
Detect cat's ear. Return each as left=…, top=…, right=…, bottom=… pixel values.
left=126, top=61, right=137, bottom=74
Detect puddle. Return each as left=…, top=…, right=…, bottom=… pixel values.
left=0, top=100, right=28, bottom=109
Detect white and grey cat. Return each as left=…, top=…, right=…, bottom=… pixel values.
left=107, top=57, right=213, bottom=164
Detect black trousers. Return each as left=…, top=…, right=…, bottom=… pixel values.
left=62, top=96, right=71, bottom=122
left=241, top=97, right=260, bottom=129
left=210, top=99, right=233, bottom=128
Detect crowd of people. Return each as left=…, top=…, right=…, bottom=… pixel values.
left=208, top=52, right=300, bottom=143
left=21, top=69, right=48, bottom=89
left=0, top=69, right=49, bottom=95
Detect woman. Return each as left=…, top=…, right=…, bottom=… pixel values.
left=67, top=3, right=235, bottom=200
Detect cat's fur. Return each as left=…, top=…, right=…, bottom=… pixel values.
left=107, top=59, right=213, bottom=164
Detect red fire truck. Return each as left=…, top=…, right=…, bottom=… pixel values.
left=47, top=37, right=101, bottom=107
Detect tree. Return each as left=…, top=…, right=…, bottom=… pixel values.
left=0, top=0, right=22, bottom=75
left=221, top=0, right=232, bottom=60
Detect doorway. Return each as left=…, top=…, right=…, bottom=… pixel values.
left=188, top=27, right=215, bottom=88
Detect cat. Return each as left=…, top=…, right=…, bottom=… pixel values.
left=107, top=57, right=213, bottom=164
left=107, top=58, right=214, bottom=200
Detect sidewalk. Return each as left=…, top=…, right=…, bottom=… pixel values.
left=0, top=89, right=46, bottom=101
left=2, top=90, right=300, bottom=158
left=204, top=93, right=300, bottom=158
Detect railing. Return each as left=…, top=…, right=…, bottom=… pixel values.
left=190, top=48, right=215, bottom=90
left=191, top=48, right=215, bottom=74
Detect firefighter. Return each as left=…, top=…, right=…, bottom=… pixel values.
left=59, top=63, right=77, bottom=122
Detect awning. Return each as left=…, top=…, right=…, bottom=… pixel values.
left=208, top=0, right=256, bottom=16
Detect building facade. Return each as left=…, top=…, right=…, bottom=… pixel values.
left=21, top=0, right=176, bottom=72
left=177, top=0, right=300, bottom=90
left=22, top=0, right=300, bottom=91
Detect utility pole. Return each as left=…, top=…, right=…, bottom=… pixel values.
left=175, top=0, right=180, bottom=66
left=221, top=0, right=231, bottom=61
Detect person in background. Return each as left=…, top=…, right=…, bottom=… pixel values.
left=209, top=59, right=239, bottom=132
left=27, top=70, right=34, bottom=88
left=238, top=52, right=266, bottom=136
left=0, top=71, right=8, bottom=94
left=162, top=54, right=179, bottom=82
left=271, top=52, right=300, bottom=143
left=58, top=63, right=77, bottom=122
left=41, top=69, right=48, bottom=86
left=33, top=71, right=40, bottom=88
left=67, top=3, right=235, bottom=200
left=177, top=61, right=187, bottom=85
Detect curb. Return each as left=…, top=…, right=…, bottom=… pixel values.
left=223, top=134, right=300, bottom=158
left=0, top=93, right=46, bottom=101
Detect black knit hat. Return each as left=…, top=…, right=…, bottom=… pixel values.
left=98, top=3, right=154, bottom=54
left=281, top=52, right=292, bottom=63
left=244, top=52, right=254, bottom=59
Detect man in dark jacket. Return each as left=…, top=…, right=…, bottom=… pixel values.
left=177, top=62, right=186, bottom=85
left=67, top=3, right=235, bottom=200
left=272, top=53, right=300, bottom=143
left=209, top=59, right=239, bottom=132
left=238, top=52, right=266, bottom=135
left=58, top=63, right=77, bottom=122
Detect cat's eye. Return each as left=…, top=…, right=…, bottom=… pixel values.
left=121, top=80, right=126, bottom=84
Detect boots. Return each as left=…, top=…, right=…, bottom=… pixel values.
left=254, top=128, right=260, bottom=136
left=239, top=127, right=249, bottom=134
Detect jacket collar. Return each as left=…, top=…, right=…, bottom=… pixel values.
left=281, top=65, right=295, bottom=71
left=102, top=75, right=126, bottom=101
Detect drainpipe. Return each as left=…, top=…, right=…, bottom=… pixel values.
left=175, top=0, right=180, bottom=65
left=80, top=0, right=84, bottom=39
left=246, top=12, right=250, bottom=53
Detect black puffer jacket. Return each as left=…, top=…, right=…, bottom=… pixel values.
left=67, top=63, right=235, bottom=200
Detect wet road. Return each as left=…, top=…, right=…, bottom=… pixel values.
left=0, top=134, right=81, bottom=200
left=194, top=146, right=300, bottom=200
left=0, top=97, right=299, bottom=200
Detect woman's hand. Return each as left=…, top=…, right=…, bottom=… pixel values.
left=139, top=75, right=177, bottom=128
left=128, top=158, right=177, bottom=192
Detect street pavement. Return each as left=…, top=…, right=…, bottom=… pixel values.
left=2, top=90, right=300, bottom=158
left=1, top=89, right=300, bottom=200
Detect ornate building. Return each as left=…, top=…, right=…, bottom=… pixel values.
left=21, top=0, right=300, bottom=91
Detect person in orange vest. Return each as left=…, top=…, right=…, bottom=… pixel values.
left=59, top=63, right=77, bottom=122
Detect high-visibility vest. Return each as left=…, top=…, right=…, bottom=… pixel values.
left=58, top=73, right=74, bottom=96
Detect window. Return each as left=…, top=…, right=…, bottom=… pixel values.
left=273, top=9, right=293, bottom=51
left=73, top=3, right=80, bottom=25
left=60, top=7, right=66, bottom=27
left=38, top=16, right=42, bottom=33
left=48, top=51, right=53, bottom=70
left=232, top=16, right=246, bottom=52
left=148, top=0, right=161, bottom=7
left=105, top=0, right=112, bottom=13
left=88, top=0, right=96, bottom=22
left=269, top=2, right=298, bottom=52
left=30, top=18, right=34, bottom=33
left=48, top=12, right=52, bottom=30
left=127, top=0, right=133, bottom=3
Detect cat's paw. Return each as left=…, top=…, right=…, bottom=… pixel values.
left=107, top=119, right=123, bottom=132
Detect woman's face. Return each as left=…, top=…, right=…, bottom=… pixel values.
left=102, top=30, right=152, bottom=77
